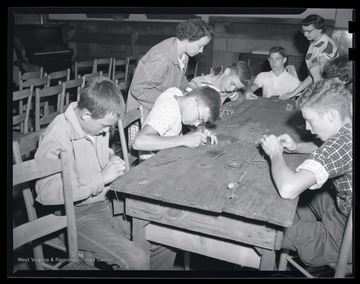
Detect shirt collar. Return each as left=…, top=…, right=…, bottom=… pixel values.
left=64, top=102, right=88, bottom=141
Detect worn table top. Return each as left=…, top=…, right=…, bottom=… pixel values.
left=111, top=97, right=311, bottom=228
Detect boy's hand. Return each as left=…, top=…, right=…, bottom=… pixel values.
left=101, top=157, right=126, bottom=185
left=245, top=92, right=258, bottom=100
left=259, top=134, right=284, bottom=158
left=277, top=134, right=298, bottom=153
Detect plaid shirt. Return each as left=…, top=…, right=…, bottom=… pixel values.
left=297, top=122, right=352, bottom=216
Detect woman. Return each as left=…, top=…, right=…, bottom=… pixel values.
left=280, top=14, right=339, bottom=100
left=126, top=18, right=214, bottom=119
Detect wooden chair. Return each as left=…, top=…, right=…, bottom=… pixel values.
left=19, top=75, right=50, bottom=91
left=12, top=147, right=97, bottom=270
left=111, top=106, right=143, bottom=171
left=63, top=78, right=84, bottom=107
left=47, top=69, right=71, bottom=109
left=18, top=67, right=44, bottom=90
left=111, top=106, right=143, bottom=216
left=74, top=59, right=96, bottom=79
left=47, top=68, right=71, bottom=86
left=186, top=56, right=199, bottom=80
left=93, top=58, right=112, bottom=78
left=13, top=86, right=33, bottom=136
left=112, top=58, right=127, bottom=83
left=278, top=207, right=353, bottom=278
left=82, top=71, right=103, bottom=86
left=210, top=65, right=224, bottom=75
left=34, top=83, right=65, bottom=131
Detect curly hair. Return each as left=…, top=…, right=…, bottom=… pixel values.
left=302, top=14, right=327, bottom=33
left=175, top=18, right=214, bottom=42
left=298, top=78, right=352, bottom=120
left=322, top=55, right=353, bottom=92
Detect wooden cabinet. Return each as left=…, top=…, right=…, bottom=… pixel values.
left=239, top=53, right=307, bottom=81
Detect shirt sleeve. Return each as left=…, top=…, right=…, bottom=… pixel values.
left=253, top=73, right=265, bottom=88
left=130, top=53, right=173, bottom=106
left=296, top=159, right=329, bottom=189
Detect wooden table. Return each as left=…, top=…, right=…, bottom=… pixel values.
left=110, top=97, right=310, bottom=270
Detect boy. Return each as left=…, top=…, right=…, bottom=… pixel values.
left=259, top=78, right=352, bottom=266
left=133, top=86, right=221, bottom=161
left=185, top=61, right=254, bottom=115
left=245, top=46, right=301, bottom=99
left=35, top=77, right=177, bottom=270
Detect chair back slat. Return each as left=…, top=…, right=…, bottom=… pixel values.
left=35, top=84, right=65, bottom=131
left=13, top=86, right=33, bottom=133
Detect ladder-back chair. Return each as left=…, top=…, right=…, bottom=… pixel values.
left=34, top=84, right=65, bottom=131
left=63, top=78, right=84, bottom=106
left=74, top=59, right=96, bottom=79
left=18, top=67, right=44, bottom=90
left=12, top=146, right=97, bottom=270
left=93, top=58, right=112, bottom=78
left=13, top=86, right=33, bottom=137
left=112, top=58, right=127, bottom=83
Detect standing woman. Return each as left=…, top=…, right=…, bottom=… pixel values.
left=126, top=18, right=214, bottom=143
left=280, top=14, right=339, bottom=100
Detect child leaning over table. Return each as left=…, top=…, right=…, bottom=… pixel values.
left=132, top=85, right=221, bottom=161
left=185, top=61, right=253, bottom=116
left=259, top=78, right=352, bottom=267
left=244, top=46, right=301, bottom=99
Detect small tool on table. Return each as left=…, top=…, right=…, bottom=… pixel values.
left=226, top=171, right=247, bottom=199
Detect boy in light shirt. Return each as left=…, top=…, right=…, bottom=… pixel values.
left=244, top=46, right=301, bottom=99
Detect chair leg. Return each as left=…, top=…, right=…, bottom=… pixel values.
left=278, top=249, right=290, bottom=271
left=184, top=251, right=191, bottom=270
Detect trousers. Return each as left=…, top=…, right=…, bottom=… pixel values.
left=74, top=199, right=177, bottom=270
left=282, top=187, right=350, bottom=266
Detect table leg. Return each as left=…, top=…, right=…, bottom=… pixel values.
left=132, top=218, right=150, bottom=269
left=260, top=248, right=276, bottom=270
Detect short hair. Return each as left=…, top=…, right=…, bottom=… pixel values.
left=322, top=55, right=353, bottom=92
left=78, top=76, right=125, bottom=120
left=298, top=78, right=352, bottom=121
left=302, top=14, right=327, bottom=33
left=269, top=46, right=287, bottom=58
left=228, top=61, right=253, bottom=88
left=176, top=18, right=214, bottom=42
left=187, top=86, right=221, bottom=125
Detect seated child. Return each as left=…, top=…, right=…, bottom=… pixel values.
left=133, top=86, right=221, bottom=161
left=245, top=46, right=301, bottom=99
left=259, top=78, right=352, bottom=267
left=185, top=61, right=254, bottom=115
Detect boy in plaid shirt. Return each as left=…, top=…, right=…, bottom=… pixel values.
left=260, top=78, right=352, bottom=267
